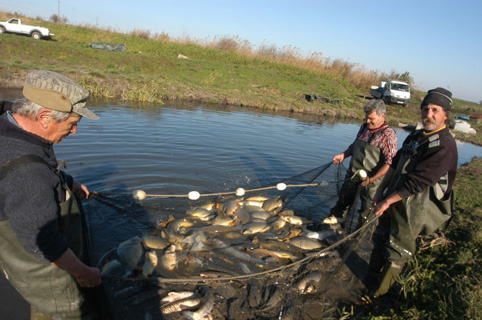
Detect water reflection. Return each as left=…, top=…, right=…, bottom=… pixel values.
left=1, top=90, right=480, bottom=196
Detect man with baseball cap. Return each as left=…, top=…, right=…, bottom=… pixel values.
left=0, top=70, right=102, bottom=319
left=366, top=87, right=458, bottom=299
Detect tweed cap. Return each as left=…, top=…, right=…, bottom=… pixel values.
left=421, top=87, right=453, bottom=111
left=22, top=70, right=99, bottom=120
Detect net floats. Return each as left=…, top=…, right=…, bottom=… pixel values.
left=132, top=189, right=147, bottom=200
left=358, top=169, right=367, bottom=180
left=276, top=183, right=286, bottom=191
left=188, top=191, right=201, bottom=200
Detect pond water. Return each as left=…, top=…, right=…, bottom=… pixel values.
left=1, top=90, right=480, bottom=196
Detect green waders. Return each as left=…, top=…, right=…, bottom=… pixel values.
left=368, top=133, right=454, bottom=298
left=331, top=130, right=385, bottom=226
left=0, top=155, right=99, bottom=320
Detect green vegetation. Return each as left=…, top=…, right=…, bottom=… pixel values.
left=1, top=12, right=481, bottom=145
left=343, top=158, right=482, bottom=319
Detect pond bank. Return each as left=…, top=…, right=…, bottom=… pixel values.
left=1, top=75, right=481, bottom=147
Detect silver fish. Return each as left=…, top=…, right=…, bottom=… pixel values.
left=210, top=239, right=265, bottom=266
left=161, top=291, right=196, bottom=304
left=167, top=218, right=194, bottom=234
left=161, top=296, right=202, bottom=314
left=262, top=196, right=283, bottom=213
left=160, top=244, right=177, bottom=271
left=289, top=236, right=323, bottom=250
left=250, top=210, right=271, bottom=221
left=116, top=236, right=144, bottom=270
left=141, top=251, right=158, bottom=277
left=181, top=286, right=214, bottom=320
left=303, top=228, right=337, bottom=241
left=296, top=271, right=322, bottom=294
left=280, top=215, right=304, bottom=226
left=100, top=259, right=123, bottom=276
left=220, top=199, right=241, bottom=215
left=141, top=235, right=169, bottom=250
left=242, top=222, right=271, bottom=234
left=186, top=207, right=213, bottom=219
left=233, top=207, right=251, bottom=224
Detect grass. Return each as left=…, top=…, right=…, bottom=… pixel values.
left=1, top=12, right=482, bottom=145
left=1, top=12, right=482, bottom=319
left=346, top=157, right=482, bottom=319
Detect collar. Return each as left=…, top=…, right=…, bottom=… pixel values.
left=423, top=125, right=446, bottom=136
left=368, top=122, right=388, bottom=132
left=6, top=111, right=22, bottom=128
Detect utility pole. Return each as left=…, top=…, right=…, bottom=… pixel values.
left=58, top=0, right=61, bottom=21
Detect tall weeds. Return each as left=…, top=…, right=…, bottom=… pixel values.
left=0, top=10, right=412, bottom=93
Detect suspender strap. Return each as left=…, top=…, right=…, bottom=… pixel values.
left=0, top=154, right=52, bottom=182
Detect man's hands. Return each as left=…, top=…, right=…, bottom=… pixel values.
left=72, top=180, right=90, bottom=200
left=332, top=153, right=345, bottom=164
left=74, top=266, right=102, bottom=288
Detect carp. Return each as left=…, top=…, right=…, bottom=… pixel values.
left=296, top=271, right=322, bottom=294
left=116, top=236, right=144, bottom=270
left=289, top=236, right=323, bottom=250
left=160, top=244, right=177, bottom=271
left=141, top=235, right=169, bottom=250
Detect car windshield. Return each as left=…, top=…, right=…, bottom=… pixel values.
left=391, top=83, right=409, bottom=92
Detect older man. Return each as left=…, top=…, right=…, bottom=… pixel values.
left=0, top=70, right=101, bottom=319
left=367, top=87, right=458, bottom=298
left=326, top=99, right=398, bottom=227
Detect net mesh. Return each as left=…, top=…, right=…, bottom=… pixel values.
left=82, top=162, right=376, bottom=319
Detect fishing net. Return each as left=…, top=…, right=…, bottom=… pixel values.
left=82, top=162, right=377, bottom=319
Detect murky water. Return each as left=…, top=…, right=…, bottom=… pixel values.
left=1, top=91, right=479, bottom=196
left=2, top=91, right=481, bottom=319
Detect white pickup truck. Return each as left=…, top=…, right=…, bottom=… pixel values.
left=370, top=80, right=411, bottom=107
left=0, top=18, right=54, bottom=39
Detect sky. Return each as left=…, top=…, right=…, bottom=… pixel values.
left=1, top=0, right=481, bottom=103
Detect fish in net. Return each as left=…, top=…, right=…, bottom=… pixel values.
left=81, top=162, right=378, bottom=319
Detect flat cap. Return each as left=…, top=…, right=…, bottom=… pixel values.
left=22, top=70, right=98, bottom=120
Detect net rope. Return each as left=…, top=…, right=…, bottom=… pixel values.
left=82, top=162, right=377, bottom=319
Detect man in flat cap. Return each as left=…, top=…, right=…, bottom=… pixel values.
left=0, top=70, right=102, bottom=319
left=366, top=87, right=458, bottom=298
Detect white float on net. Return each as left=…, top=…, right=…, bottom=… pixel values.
left=132, top=189, right=147, bottom=200
left=276, top=183, right=287, bottom=191
left=236, top=188, right=245, bottom=196
left=359, top=169, right=367, bottom=180
left=188, top=191, right=201, bottom=200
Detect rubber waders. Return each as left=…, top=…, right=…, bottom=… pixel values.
left=365, top=246, right=386, bottom=288
left=371, top=261, right=404, bottom=298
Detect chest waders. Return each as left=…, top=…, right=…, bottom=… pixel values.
left=331, top=128, right=386, bottom=225
left=0, top=155, right=98, bottom=319
left=369, top=132, right=454, bottom=298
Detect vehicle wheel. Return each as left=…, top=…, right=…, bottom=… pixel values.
left=31, top=31, right=41, bottom=39
left=0, top=26, right=6, bottom=34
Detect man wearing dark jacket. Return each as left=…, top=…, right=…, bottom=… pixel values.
left=0, top=70, right=101, bottom=319
left=367, top=87, right=458, bottom=298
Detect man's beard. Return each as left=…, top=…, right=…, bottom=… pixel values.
left=423, top=117, right=437, bottom=130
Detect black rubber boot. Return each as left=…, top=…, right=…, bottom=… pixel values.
left=364, top=246, right=386, bottom=289
left=370, top=261, right=404, bottom=298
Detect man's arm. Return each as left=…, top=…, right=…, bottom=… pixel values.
left=361, top=163, right=390, bottom=187
left=332, top=145, right=354, bottom=164
left=373, top=191, right=402, bottom=216
left=52, top=248, right=101, bottom=287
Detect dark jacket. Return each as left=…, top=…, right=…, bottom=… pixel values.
left=391, top=126, right=457, bottom=199
left=0, top=110, right=73, bottom=263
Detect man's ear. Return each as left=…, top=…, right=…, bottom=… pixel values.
left=37, top=109, right=52, bottom=129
